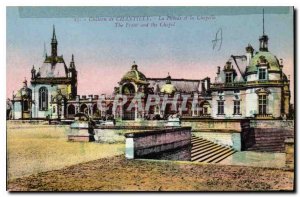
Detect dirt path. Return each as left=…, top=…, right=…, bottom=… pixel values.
left=8, top=155, right=294, bottom=191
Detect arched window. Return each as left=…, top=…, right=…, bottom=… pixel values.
left=39, top=87, right=48, bottom=111
left=122, top=83, right=136, bottom=94
left=92, top=104, right=101, bottom=117
left=68, top=104, right=75, bottom=115
left=80, top=104, right=88, bottom=114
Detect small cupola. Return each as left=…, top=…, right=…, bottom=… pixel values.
left=131, top=61, right=138, bottom=71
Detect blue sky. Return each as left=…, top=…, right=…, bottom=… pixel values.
left=7, top=7, right=294, bottom=101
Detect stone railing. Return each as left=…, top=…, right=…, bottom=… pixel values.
left=125, top=127, right=192, bottom=161
left=254, top=114, right=273, bottom=119
left=210, top=80, right=285, bottom=89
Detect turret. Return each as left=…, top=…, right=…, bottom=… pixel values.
left=51, top=25, right=58, bottom=57
left=69, top=54, right=77, bottom=99
left=259, top=35, right=269, bottom=52
left=69, top=54, right=75, bottom=69
left=31, top=65, right=36, bottom=79
left=23, top=78, right=27, bottom=88
left=132, top=61, right=138, bottom=71
left=259, top=9, right=268, bottom=52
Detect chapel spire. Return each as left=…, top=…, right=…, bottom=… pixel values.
left=51, top=25, right=58, bottom=57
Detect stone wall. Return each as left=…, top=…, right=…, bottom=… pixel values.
left=285, top=138, right=294, bottom=170
left=116, top=120, right=167, bottom=127
left=125, top=127, right=192, bottom=161
left=181, top=119, right=242, bottom=132
left=241, top=120, right=294, bottom=152
left=94, top=126, right=169, bottom=143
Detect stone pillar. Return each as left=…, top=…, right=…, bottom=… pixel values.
left=61, top=104, right=65, bottom=119
left=285, top=138, right=294, bottom=170
left=192, top=106, right=196, bottom=116
left=120, top=105, right=123, bottom=119
left=75, top=104, right=79, bottom=114
left=134, top=103, right=138, bottom=120
left=90, top=105, right=94, bottom=117
left=178, top=104, right=182, bottom=116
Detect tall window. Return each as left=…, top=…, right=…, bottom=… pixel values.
left=217, top=101, right=224, bottom=115
left=233, top=100, right=240, bottom=115
left=258, top=68, right=267, bottom=80
left=203, top=107, right=208, bottom=115
left=258, top=95, right=267, bottom=115
left=23, top=100, right=29, bottom=112
left=39, top=87, right=48, bottom=111
left=225, top=73, right=232, bottom=83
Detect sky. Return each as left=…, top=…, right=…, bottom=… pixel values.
left=6, top=7, right=294, bottom=102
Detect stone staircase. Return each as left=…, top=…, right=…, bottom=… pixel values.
left=191, top=136, right=237, bottom=163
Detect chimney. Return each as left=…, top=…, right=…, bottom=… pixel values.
left=246, top=44, right=254, bottom=66
left=217, top=66, right=221, bottom=75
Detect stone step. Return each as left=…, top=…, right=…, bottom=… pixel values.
left=192, top=143, right=215, bottom=149
left=210, top=150, right=237, bottom=163
left=191, top=140, right=212, bottom=147
left=205, top=148, right=235, bottom=163
left=191, top=136, right=236, bottom=163
left=191, top=143, right=219, bottom=153
left=191, top=144, right=224, bottom=157
left=192, top=147, right=231, bottom=162
left=191, top=137, right=206, bottom=142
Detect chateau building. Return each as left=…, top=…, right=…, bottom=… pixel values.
left=11, top=27, right=78, bottom=120
left=10, top=26, right=291, bottom=122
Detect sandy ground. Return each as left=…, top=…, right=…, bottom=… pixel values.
left=7, top=124, right=124, bottom=180
left=8, top=155, right=294, bottom=191
left=7, top=122, right=294, bottom=191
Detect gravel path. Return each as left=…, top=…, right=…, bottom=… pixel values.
left=8, top=155, right=294, bottom=191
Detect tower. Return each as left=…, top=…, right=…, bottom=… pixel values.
left=51, top=25, right=58, bottom=57
left=69, top=54, right=77, bottom=99
left=259, top=9, right=269, bottom=52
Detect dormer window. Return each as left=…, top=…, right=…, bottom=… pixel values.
left=225, top=73, right=232, bottom=83
left=258, top=68, right=267, bottom=80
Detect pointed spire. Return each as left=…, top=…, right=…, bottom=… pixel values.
left=43, top=42, right=47, bottom=58
left=23, top=77, right=27, bottom=87
left=263, top=8, right=265, bottom=35
left=51, top=25, right=58, bottom=57
left=70, top=54, right=75, bottom=69
left=259, top=8, right=268, bottom=52
left=52, top=25, right=57, bottom=43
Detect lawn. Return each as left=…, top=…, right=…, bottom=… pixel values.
left=7, top=122, right=124, bottom=180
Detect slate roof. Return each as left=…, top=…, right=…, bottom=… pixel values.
left=147, top=78, right=201, bottom=93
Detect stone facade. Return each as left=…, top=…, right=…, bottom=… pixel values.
left=10, top=26, right=292, bottom=125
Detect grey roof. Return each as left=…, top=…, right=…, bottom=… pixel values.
left=38, top=55, right=68, bottom=78
left=147, top=78, right=201, bottom=93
